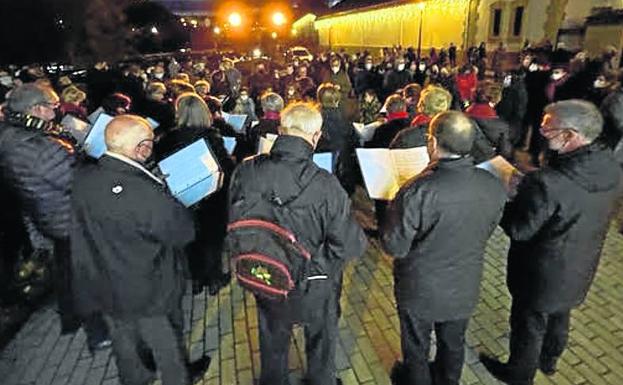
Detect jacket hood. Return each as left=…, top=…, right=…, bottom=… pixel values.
left=551, top=143, right=621, bottom=193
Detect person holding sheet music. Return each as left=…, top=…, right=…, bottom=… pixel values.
left=390, top=85, right=453, bottom=150
left=316, top=83, right=358, bottom=195
left=480, top=100, right=623, bottom=385
left=244, top=92, right=284, bottom=157
left=382, top=111, right=507, bottom=385
left=71, top=114, right=206, bottom=385
left=156, top=93, right=234, bottom=296
left=227, top=102, right=367, bottom=385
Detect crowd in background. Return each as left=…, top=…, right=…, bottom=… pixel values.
left=1, top=39, right=623, bottom=385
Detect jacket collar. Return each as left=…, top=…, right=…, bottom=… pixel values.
left=411, top=114, right=432, bottom=127
left=434, top=156, right=474, bottom=170
left=103, top=152, right=164, bottom=185
left=388, top=111, right=410, bottom=121
left=264, top=111, right=280, bottom=121
left=270, top=135, right=314, bottom=160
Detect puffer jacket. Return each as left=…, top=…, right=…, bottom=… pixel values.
left=382, top=157, right=507, bottom=320
left=0, top=123, right=74, bottom=241
left=501, top=143, right=622, bottom=312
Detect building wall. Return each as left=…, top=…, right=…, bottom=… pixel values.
left=314, top=0, right=470, bottom=51
left=563, top=0, right=623, bottom=24
left=473, top=0, right=551, bottom=51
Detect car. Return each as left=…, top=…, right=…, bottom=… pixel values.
left=286, top=46, right=313, bottom=63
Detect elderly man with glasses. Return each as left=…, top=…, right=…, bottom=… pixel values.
left=481, top=100, right=623, bottom=385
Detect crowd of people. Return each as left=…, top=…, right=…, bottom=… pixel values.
left=0, top=40, right=622, bottom=385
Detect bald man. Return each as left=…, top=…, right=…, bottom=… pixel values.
left=71, top=115, right=195, bottom=385
left=381, top=111, right=507, bottom=385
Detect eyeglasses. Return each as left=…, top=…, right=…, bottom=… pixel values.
left=137, top=139, right=154, bottom=149
left=39, top=101, right=60, bottom=110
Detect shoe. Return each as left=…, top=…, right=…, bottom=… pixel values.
left=390, top=361, right=407, bottom=385
left=539, top=356, right=558, bottom=376
left=188, top=355, right=211, bottom=382
left=479, top=354, right=533, bottom=385
left=301, top=378, right=342, bottom=385
left=88, top=339, right=112, bottom=353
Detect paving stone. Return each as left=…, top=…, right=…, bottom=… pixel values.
left=2, top=199, right=623, bottom=385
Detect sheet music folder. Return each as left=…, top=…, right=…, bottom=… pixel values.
left=158, top=139, right=223, bottom=207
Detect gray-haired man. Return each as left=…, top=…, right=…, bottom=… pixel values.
left=481, top=100, right=623, bottom=384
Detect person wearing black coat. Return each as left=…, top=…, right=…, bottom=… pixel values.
left=135, top=82, right=176, bottom=136
left=497, top=72, right=528, bottom=147
left=599, top=85, right=623, bottom=149
left=316, top=84, right=358, bottom=195
left=0, top=84, right=79, bottom=332
left=71, top=115, right=195, bottom=385
left=383, top=57, right=412, bottom=96
left=227, top=102, right=367, bottom=385
left=366, top=95, right=411, bottom=149
left=354, top=57, right=382, bottom=97
left=382, top=112, right=507, bottom=385
left=244, top=92, right=284, bottom=158
left=465, top=84, right=513, bottom=163
left=156, top=93, right=235, bottom=296
left=481, top=100, right=623, bottom=385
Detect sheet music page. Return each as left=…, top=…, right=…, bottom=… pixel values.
left=390, top=147, right=430, bottom=187
left=83, top=113, right=114, bottom=159
left=223, top=136, right=237, bottom=155
left=313, top=153, right=333, bottom=173
left=477, top=156, right=523, bottom=192
left=356, top=148, right=399, bottom=200
left=257, top=134, right=278, bottom=155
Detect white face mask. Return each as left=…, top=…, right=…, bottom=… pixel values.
left=397, top=64, right=406, bottom=71
left=503, top=75, right=512, bottom=88
left=551, top=71, right=565, bottom=81
left=419, top=64, right=426, bottom=71
left=365, top=63, right=373, bottom=70
left=240, top=95, right=249, bottom=101
left=331, top=66, right=340, bottom=74
left=154, top=72, right=164, bottom=79
left=288, top=90, right=295, bottom=96
left=594, top=79, right=607, bottom=89
left=529, top=64, right=538, bottom=72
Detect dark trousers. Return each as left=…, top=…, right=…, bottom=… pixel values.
left=398, top=306, right=469, bottom=385
left=106, top=315, right=188, bottom=385
left=53, top=240, right=80, bottom=332
left=507, top=299, right=571, bottom=381
left=256, top=279, right=339, bottom=385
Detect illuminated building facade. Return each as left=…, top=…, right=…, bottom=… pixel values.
left=305, top=0, right=623, bottom=52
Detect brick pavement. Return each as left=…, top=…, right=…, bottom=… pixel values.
left=1, top=191, right=622, bottom=385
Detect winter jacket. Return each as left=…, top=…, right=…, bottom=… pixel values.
left=71, top=155, right=194, bottom=319
left=501, top=143, right=622, bottom=312
left=366, top=117, right=411, bottom=149
left=466, top=103, right=513, bottom=163
left=0, top=123, right=74, bottom=241
left=227, top=135, right=367, bottom=281
left=382, top=157, right=506, bottom=320
left=600, top=89, right=623, bottom=149
left=383, top=70, right=412, bottom=96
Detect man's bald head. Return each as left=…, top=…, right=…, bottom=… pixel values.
left=429, top=111, right=475, bottom=156
left=105, top=115, right=154, bottom=162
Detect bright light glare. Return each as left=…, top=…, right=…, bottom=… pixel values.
left=180, top=18, right=186, bottom=23
left=151, top=26, right=158, bottom=34
left=271, top=32, right=278, bottom=39
left=272, top=12, right=286, bottom=26
left=416, top=2, right=425, bottom=10
left=214, top=27, right=221, bottom=35
left=291, top=28, right=298, bottom=36
left=229, top=12, right=242, bottom=27
left=253, top=48, right=262, bottom=58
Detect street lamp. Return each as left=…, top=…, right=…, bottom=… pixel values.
left=416, top=2, right=425, bottom=60
left=272, top=12, right=286, bottom=26
left=228, top=12, right=242, bottom=27
left=271, top=31, right=278, bottom=39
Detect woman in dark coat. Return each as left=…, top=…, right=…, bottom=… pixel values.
left=316, top=83, right=358, bottom=195
left=156, top=92, right=234, bottom=295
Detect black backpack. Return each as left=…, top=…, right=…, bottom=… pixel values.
left=225, top=162, right=320, bottom=301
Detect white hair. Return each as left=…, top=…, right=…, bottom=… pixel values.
left=280, top=102, right=322, bottom=135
